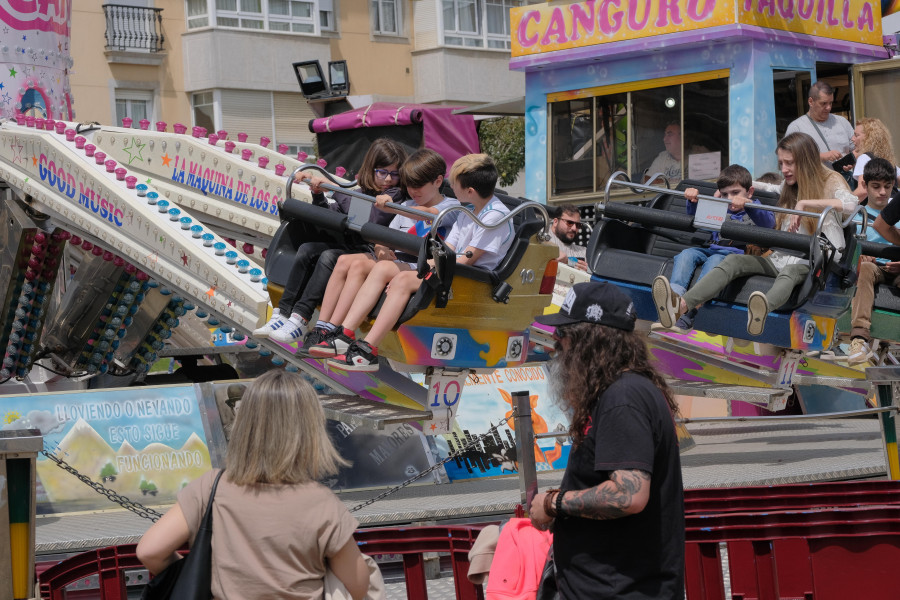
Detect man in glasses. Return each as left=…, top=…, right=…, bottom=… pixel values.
left=548, top=204, right=588, bottom=272
left=529, top=282, right=685, bottom=600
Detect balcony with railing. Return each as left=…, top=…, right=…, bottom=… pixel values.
left=103, top=4, right=165, bottom=64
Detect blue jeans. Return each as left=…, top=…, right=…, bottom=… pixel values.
left=670, top=247, right=730, bottom=296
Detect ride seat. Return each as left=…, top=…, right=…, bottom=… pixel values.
left=265, top=198, right=351, bottom=287
left=373, top=195, right=549, bottom=326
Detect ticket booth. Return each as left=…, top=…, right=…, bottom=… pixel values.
left=1, top=429, right=42, bottom=600
left=510, top=0, right=891, bottom=204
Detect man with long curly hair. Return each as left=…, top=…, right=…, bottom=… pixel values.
left=530, top=282, right=684, bottom=599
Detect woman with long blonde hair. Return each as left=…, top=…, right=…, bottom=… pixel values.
left=653, top=132, right=849, bottom=337
left=848, top=117, right=900, bottom=201
left=137, top=370, right=370, bottom=600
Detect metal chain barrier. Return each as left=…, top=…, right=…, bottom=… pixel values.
left=41, top=413, right=516, bottom=520
left=42, top=446, right=165, bottom=522
left=349, top=414, right=514, bottom=513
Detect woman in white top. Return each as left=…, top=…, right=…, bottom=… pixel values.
left=848, top=117, right=900, bottom=202
left=654, top=132, right=849, bottom=337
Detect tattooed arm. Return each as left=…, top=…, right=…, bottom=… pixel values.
left=562, top=469, right=651, bottom=519
left=529, top=469, right=651, bottom=530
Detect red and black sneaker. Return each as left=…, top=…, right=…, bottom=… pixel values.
left=307, top=327, right=355, bottom=358
left=328, top=340, right=379, bottom=372
left=294, top=327, right=330, bottom=357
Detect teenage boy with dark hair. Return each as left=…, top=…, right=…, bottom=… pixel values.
left=655, top=164, right=775, bottom=332
left=846, top=157, right=900, bottom=365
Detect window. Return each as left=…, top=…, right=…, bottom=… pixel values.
left=186, top=0, right=334, bottom=33
left=442, top=0, right=520, bottom=49
left=187, top=0, right=210, bottom=28
left=548, top=75, right=730, bottom=199
left=372, top=0, right=401, bottom=35
left=115, top=90, right=153, bottom=128
left=192, top=91, right=216, bottom=132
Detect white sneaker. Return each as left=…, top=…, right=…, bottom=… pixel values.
left=270, top=319, right=307, bottom=343
left=252, top=313, right=286, bottom=338
left=846, top=338, right=872, bottom=366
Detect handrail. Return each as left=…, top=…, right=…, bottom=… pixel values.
left=285, top=164, right=445, bottom=224
left=424, top=201, right=552, bottom=252
left=601, top=171, right=850, bottom=259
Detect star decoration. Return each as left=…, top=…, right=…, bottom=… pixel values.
left=1, top=92, right=11, bottom=106
left=8, top=67, right=16, bottom=77
left=0, top=83, right=5, bottom=90
left=159, top=235, right=165, bottom=243
left=180, top=252, right=189, bottom=266
left=429, top=423, right=437, bottom=431
left=146, top=178, right=152, bottom=184
left=31, top=155, right=37, bottom=166
left=122, top=137, right=146, bottom=164
left=227, top=301, right=232, bottom=307
left=161, top=153, right=171, bottom=167
left=10, top=137, right=24, bottom=163
left=22, top=35, right=26, bottom=41
left=206, top=286, right=216, bottom=298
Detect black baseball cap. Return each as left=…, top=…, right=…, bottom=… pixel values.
left=534, top=282, right=636, bottom=331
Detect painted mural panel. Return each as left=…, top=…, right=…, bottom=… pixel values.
left=1, top=384, right=210, bottom=514
left=0, top=1, right=74, bottom=119
left=738, top=0, right=882, bottom=46
left=419, top=366, right=572, bottom=481
left=511, top=0, right=736, bottom=57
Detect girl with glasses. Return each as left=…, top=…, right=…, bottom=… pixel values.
left=255, top=138, right=409, bottom=344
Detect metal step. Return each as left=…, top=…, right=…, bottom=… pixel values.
left=668, top=380, right=790, bottom=409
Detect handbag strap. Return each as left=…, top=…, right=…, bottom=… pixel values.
left=199, top=470, right=225, bottom=529
left=806, top=114, right=831, bottom=151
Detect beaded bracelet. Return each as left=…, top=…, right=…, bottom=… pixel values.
left=544, top=488, right=560, bottom=519
left=555, top=489, right=567, bottom=518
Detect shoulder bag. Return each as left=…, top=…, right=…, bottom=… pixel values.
left=141, top=469, right=225, bottom=600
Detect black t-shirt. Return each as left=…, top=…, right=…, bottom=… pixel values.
left=878, top=188, right=900, bottom=227
left=554, top=372, right=685, bottom=600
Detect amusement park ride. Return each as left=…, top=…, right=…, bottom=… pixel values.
left=0, top=116, right=561, bottom=435
left=3, top=112, right=897, bottom=431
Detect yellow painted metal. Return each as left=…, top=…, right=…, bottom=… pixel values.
left=10, top=522, right=28, bottom=599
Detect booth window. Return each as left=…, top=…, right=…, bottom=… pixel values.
left=442, top=0, right=521, bottom=49
left=549, top=75, right=729, bottom=199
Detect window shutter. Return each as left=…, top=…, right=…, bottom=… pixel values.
left=414, top=0, right=439, bottom=50
left=220, top=89, right=273, bottom=144
left=273, top=92, right=316, bottom=146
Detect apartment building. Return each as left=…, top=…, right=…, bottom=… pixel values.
left=70, top=1, right=524, bottom=156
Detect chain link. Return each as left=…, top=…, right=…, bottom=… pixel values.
left=42, top=413, right=517, bottom=520
left=42, top=446, right=164, bottom=522
left=349, top=414, right=514, bottom=513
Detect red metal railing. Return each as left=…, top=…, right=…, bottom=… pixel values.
left=38, top=481, right=900, bottom=600
left=38, top=527, right=487, bottom=600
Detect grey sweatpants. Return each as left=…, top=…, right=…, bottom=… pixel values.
left=681, top=254, right=810, bottom=311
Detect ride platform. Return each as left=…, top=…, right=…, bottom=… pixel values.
left=33, top=416, right=887, bottom=557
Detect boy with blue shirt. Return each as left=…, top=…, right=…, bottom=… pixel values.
left=659, top=164, right=775, bottom=332
left=847, top=157, right=900, bottom=365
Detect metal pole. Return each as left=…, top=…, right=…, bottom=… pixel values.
left=513, top=390, right=537, bottom=509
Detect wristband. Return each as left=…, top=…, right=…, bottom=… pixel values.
left=555, top=489, right=566, bottom=518
left=544, top=488, right=560, bottom=519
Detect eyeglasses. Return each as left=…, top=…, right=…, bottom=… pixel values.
left=559, top=218, right=583, bottom=229
left=374, top=168, right=401, bottom=180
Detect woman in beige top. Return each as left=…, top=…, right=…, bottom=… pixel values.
left=137, top=370, right=369, bottom=600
